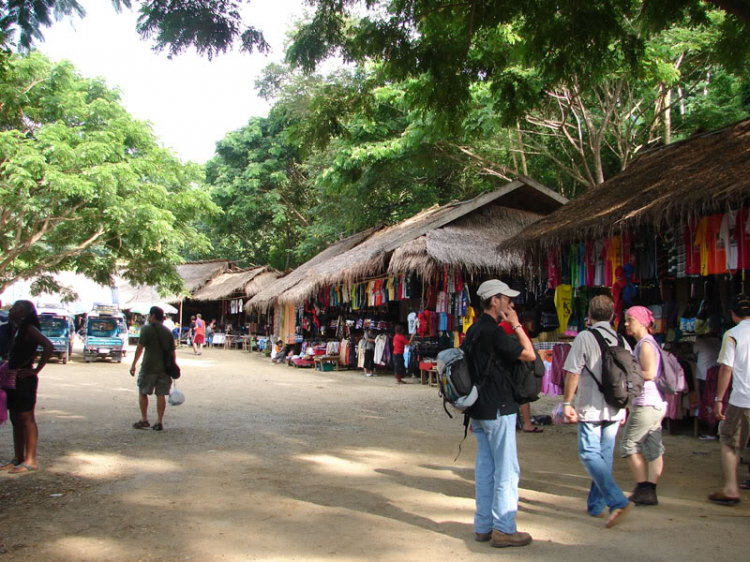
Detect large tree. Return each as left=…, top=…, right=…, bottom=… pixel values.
left=0, top=0, right=269, bottom=56
left=287, top=1, right=750, bottom=123
left=0, top=51, right=219, bottom=296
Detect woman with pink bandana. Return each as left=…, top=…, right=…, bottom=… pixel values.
left=621, top=306, right=667, bottom=506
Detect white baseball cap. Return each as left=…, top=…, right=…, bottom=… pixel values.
left=476, top=279, right=520, bottom=300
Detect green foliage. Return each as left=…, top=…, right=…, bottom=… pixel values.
left=288, top=1, right=750, bottom=124
left=200, top=111, right=308, bottom=271
left=0, top=51, right=219, bottom=296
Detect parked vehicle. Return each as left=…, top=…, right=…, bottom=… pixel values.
left=83, top=306, right=125, bottom=363
left=116, top=316, right=128, bottom=357
left=38, top=307, right=75, bottom=364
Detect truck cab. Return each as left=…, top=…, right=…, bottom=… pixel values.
left=83, top=306, right=125, bottom=363
left=37, top=307, right=75, bottom=364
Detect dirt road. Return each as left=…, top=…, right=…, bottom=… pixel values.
left=1, top=345, right=747, bottom=561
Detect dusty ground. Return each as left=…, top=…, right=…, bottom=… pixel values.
left=1, top=341, right=748, bottom=562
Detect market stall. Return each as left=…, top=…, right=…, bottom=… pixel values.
left=248, top=177, right=568, bottom=374
left=501, top=118, right=750, bottom=434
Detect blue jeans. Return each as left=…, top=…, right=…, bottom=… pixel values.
left=472, top=413, right=519, bottom=534
left=578, top=421, right=629, bottom=515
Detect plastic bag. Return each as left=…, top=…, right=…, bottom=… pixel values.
left=552, top=403, right=572, bottom=425
left=168, top=381, right=185, bottom=406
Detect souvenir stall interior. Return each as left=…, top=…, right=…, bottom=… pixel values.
left=273, top=268, right=484, bottom=377
left=519, top=207, right=750, bottom=436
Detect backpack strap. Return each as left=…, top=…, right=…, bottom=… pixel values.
left=582, top=328, right=609, bottom=395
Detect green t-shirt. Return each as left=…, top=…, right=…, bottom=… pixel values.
left=139, top=323, right=174, bottom=374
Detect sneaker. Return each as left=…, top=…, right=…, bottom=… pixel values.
left=365, top=373, right=374, bottom=377
left=699, top=434, right=718, bottom=441
left=628, top=483, right=658, bottom=506
left=490, top=530, right=532, bottom=548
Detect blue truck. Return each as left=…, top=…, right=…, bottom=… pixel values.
left=38, top=307, right=75, bottom=364
left=83, top=306, right=126, bottom=363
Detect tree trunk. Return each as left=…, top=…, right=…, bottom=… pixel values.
left=662, top=86, right=672, bottom=145
left=515, top=120, right=528, bottom=176
left=508, top=129, right=519, bottom=173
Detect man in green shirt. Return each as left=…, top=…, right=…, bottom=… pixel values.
left=129, top=306, right=175, bottom=431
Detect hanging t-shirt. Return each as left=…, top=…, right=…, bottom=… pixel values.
left=547, top=248, right=560, bottom=288
left=554, top=284, right=573, bottom=332
left=735, top=208, right=750, bottom=271
left=569, top=245, right=579, bottom=288
left=694, top=217, right=710, bottom=276
left=720, top=211, right=739, bottom=271
left=709, top=213, right=728, bottom=275
left=578, top=243, right=586, bottom=288
left=407, top=312, right=418, bottom=334
left=594, top=240, right=606, bottom=286
left=684, top=217, right=701, bottom=276
left=585, top=240, right=596, bottom=287
left=462, top=306, right=476, bottom=333
left=696, top=214, right=728, bottom=275
left=438, top=312, right=448, bottom=332
left=605, top=236, right=622, bottom=287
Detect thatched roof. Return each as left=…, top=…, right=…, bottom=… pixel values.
left=248, top=229, right=377, bottom=309
left=176, top=260, right=233, bottom=293
left=117, top=280, right=180, bottom=307
left=249, top=177, right=566, bottom=307
left=388, top=205, right=542, bottom=279
left=191, top=267, right=281, bottom=302
left=503, top=118, right=750, bottom=250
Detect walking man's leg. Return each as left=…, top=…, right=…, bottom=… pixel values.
left=579, top=421, right=630, bottom=519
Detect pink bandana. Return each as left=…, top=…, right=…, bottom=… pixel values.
left=626, top=306, right=654, bottom=329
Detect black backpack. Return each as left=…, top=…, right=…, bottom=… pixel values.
left=583, top=328, right=643, bottom=409
left=503, top=334, right=544, bottom=405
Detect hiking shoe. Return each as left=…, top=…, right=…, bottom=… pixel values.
left=491, top=530, right=532, bottom=548
left=474, top=531, right=492, bottom=542
left=628, top=484, right=658, bottom=506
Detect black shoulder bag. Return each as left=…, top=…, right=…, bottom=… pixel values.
left=151, top=323, right=181, bottom=379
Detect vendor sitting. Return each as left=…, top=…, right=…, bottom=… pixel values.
left=271, top=339, right=288, bottom=363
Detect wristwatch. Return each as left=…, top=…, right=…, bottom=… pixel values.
left=714, top=397, right=722, bottom=402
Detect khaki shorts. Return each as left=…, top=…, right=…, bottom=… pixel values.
left=620, top=404, right=666, bottom=461
left=719, top=404, right=750, bottom=449
left=138, top=371, right=172, bottom=396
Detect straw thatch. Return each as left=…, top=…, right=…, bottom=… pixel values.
left=117, top=280, right=180, bottom=307
left=191, top=266, right=281, bottom=302
left=176, top=260, right=233, bottom=294
left=504, top=118, right=750, bottom=250
left=249, top=177, right=566, bottom=307
left=248, top=229, right=377, bottom=309
left=388, top=205, right=542, bottom=279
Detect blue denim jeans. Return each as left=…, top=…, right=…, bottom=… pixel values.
left=578, top=421, right=629, bottom=515
left=472, top=413, right=519, bottom=534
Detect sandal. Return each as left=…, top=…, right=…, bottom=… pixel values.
left=152, top=423, right=163, bottom=431
left=132, top=420, right=150, bottom=429
left=0, top=459, right=22, bottom=471
left=739, top=480, right=750, bottom=491
left=8, top=463, right=37, bottom=475
left=523, top=427, right=544, bottom=433
left=708, top=491, right=741, bottom=505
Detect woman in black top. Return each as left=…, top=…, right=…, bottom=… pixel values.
left=0, top=301, right=53, bottom=474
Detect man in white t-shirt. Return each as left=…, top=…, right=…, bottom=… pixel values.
left=709, top=294, right=750, bottom=505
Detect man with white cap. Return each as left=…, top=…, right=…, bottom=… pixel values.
left=463, top=279, right=536, bottom=548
